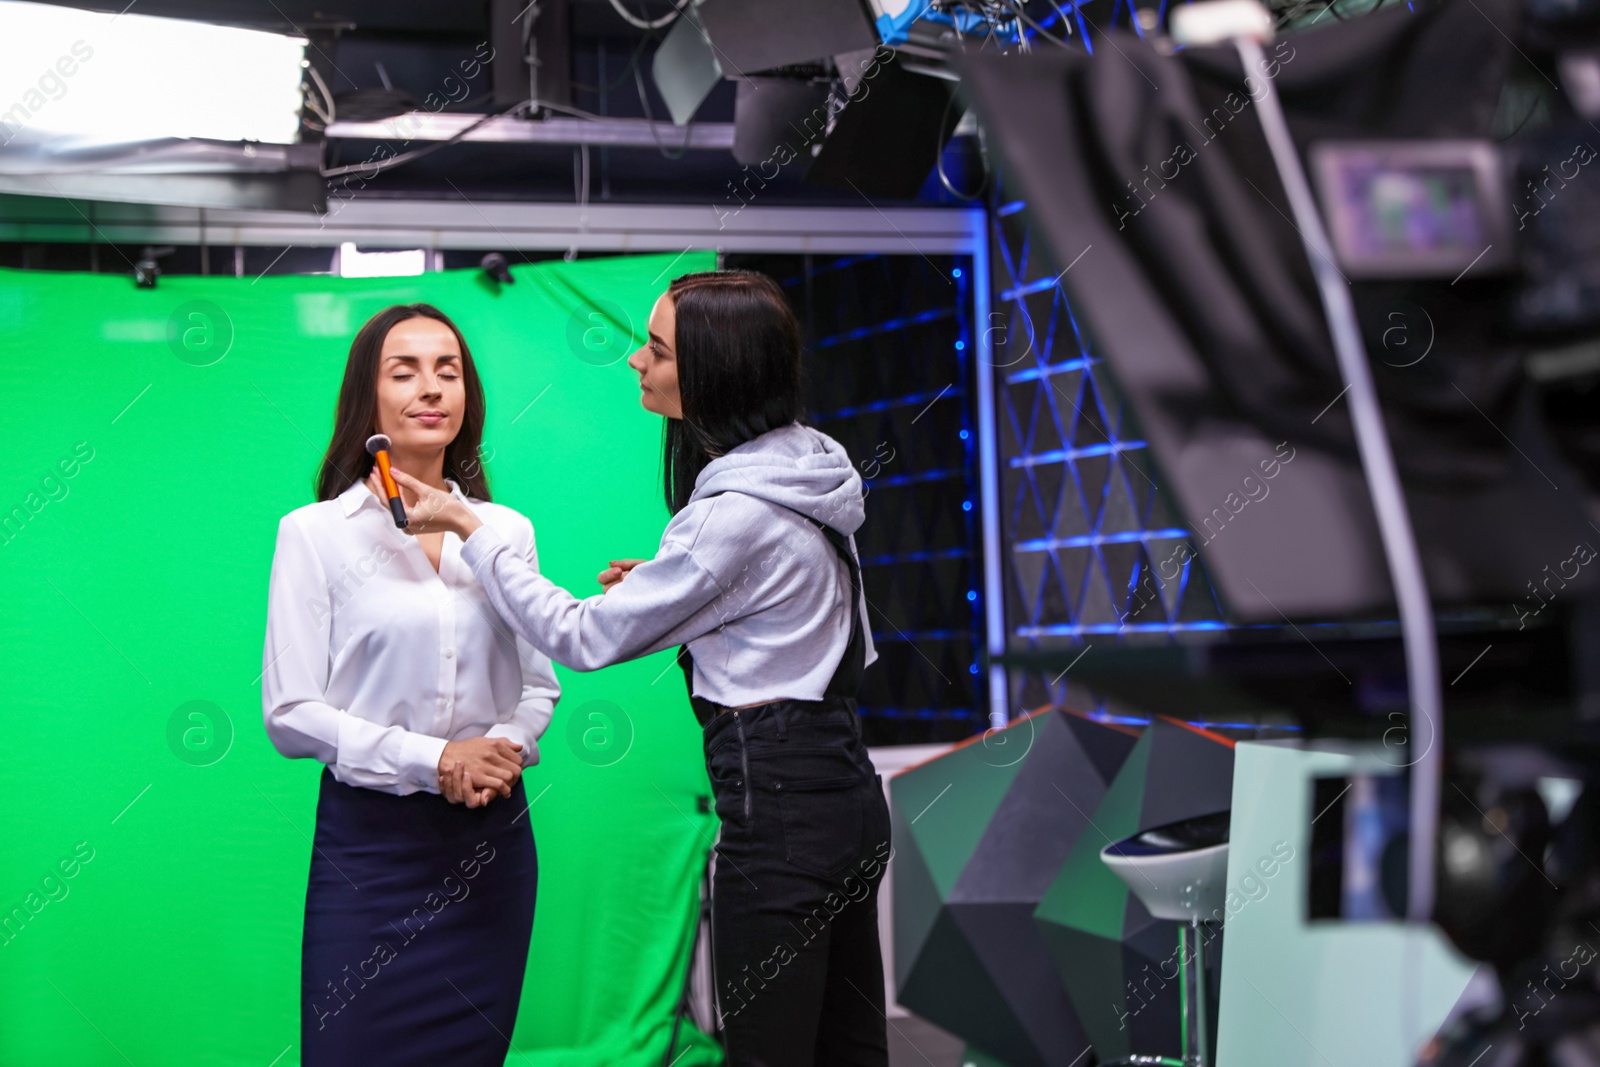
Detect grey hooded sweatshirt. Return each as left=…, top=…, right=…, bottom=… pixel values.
left=459, top=421, right=878, bottom=707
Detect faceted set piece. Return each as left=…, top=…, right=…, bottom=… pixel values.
left=891, top=709, right=1236, bottom=1066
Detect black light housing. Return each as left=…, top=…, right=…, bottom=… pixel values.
left=134, top=245, right=174, bottom=288
left=480, top=252, right=515, bottom=286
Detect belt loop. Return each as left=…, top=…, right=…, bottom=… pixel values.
left=775, top=710, right=787, bottom=742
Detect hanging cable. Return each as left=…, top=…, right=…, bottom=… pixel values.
left=301, top=81, right=331, bottom=131
left=632, top=63, right=692, bottom=160
left=306, top=65, right=337, bottom=124
left=525, top=99, right=624, bottom=123
left=569, top=31, right=655, bottom=94
left=936, top=93, right=987, bottom=201
left=1006, top=0, right=1076, bottom=47
left=606, top=0, right=691, bottom=30
left=1041, top=0, right=1078, bottom=34
left=302, top=92, right=332, bottom=126
left=566, top=142, right=590, bottom=261
left=320, top=100, right=528, bottom=178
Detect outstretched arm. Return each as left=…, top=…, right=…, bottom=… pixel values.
left=383, top=468, right=728, bottom=671
left=461, top=524, right=726, bottom=670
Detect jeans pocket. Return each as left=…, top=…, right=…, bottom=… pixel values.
left=778, top=776, right=865, bottom=879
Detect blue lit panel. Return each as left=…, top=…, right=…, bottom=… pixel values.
left=764, top=253, right=985, bottom=740
left=989, top=191, right=1233, bottom=678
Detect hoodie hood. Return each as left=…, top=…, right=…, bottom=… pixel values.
left=689, top=422, right=865, bottom=535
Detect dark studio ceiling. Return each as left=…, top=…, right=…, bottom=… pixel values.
left=12, top=0, right=984, bottom=209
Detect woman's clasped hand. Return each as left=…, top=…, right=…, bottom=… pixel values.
left=437, top=735, right=525, bottom=809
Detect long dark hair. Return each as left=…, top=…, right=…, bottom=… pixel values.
left=315, top=303, right=492, bottom=503
left=662, top=270, right=805, bottom=514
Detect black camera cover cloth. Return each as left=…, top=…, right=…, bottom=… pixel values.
left=959, top=0, right=1600, bottom=623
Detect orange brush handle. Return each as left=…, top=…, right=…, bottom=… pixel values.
left=375, top=451, right=400, bottom=499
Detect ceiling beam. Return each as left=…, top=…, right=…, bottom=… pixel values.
left=0, top=195, right=981, bottom=254
left=324, top=113, right=738, bottom=150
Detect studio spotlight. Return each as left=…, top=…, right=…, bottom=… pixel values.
left=804, top=54, right=961, bottom=199
left=0, top=1, right=307, bottom=143
left=481, top=252, right=515, bottom=286
left=697, top=0, right=878, bottom=75
left=133, top=245, right=174, bottom=288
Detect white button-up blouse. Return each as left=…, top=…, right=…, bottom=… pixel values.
left=260, top=476, right=561, bottom=796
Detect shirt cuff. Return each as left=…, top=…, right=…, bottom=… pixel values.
left=484, top=723, right=541, bottom=767
left=401, top=730, right=450, bottom=794
left=460, top=522, right=511, bottom=573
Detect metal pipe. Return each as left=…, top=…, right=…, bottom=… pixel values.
left=972, top=209, right=1010, bottom=730
left=325, top=113, right=736, bottom=150
left=1235, top=36, right=1441, bottom=923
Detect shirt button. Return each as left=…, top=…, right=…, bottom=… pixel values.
left=444, top=648, right=455, bottom=658
left=437, top=697, right=448, bottom=707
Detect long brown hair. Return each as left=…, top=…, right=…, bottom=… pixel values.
left=661, top=270, right=805, bottom=514
left=315, top=303, right=492, bottom=502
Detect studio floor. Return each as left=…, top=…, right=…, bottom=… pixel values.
left=888, top=1013, right=968, bottom=1067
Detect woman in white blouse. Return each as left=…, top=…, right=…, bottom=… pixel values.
left=260, top=303, right=560, bottom=1067
left=372, top=271, right=894, bottom=1067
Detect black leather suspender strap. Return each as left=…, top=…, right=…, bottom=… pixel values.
left=676, top=644, right=719, bottom=728
left=813, top=520, right=867, bottom=701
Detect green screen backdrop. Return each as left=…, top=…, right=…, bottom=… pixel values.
left=0, top=251, right=723, bottom=1067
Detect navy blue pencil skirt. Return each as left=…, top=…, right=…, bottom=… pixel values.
left=300, top=766, right=538, bottom=1067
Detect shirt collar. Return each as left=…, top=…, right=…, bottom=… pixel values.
left=339, top=475, right=470, bottom=518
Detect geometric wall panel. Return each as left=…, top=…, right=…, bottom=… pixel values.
left=1036, top=717, right=1236, bottom=1063
left=891, top=707, right=1141, bottom=1065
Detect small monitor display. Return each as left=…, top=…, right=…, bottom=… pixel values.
left=1311, top=141, right=1512, bottom=278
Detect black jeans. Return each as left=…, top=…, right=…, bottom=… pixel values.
left=703, top=699, right=893, bottom=1067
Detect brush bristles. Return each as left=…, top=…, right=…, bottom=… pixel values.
left=365, top=434, right=391, bottom=455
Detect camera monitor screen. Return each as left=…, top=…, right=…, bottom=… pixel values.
left=1310, top=140, right=1512, bottom=279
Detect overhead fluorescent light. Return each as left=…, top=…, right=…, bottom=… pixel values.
left=338, top=243, right=427, bottom=278
left=0, top=1, right=306, bottom=146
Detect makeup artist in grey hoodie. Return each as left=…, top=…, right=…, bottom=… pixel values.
left=376, top=269, right=893, bottom=1067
